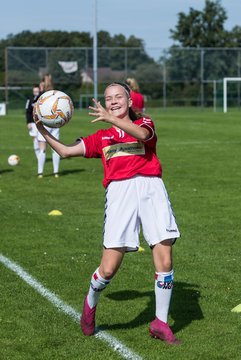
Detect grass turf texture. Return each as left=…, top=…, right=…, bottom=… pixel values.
left=0, top=107, right=241, bottom=360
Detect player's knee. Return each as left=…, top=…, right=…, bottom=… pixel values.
left=161, top=258, right=172, bottom=272
left=99, top=266, right=116, bottom=280
left=155, top=256, right=172, bottom=272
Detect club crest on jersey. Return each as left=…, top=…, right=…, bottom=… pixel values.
left=103, top=142, right=145, bottom=160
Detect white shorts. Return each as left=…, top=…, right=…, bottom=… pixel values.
left=103, top=176, right=180, bottom=251
left=28, top=123, right=38, bottom=137
left=37, top=126, right=60, bottom=142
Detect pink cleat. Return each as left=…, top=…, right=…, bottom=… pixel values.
left=149, top=318, right=181, bottom=345
left=80, top=296, right=96, bottom=336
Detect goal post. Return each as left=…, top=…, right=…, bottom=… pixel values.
left=223, top=77, right=241, bottom=113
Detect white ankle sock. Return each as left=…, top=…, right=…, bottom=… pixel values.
left=33, top=138, right=40, bottom=159
left=38, top=150, right=46, bottom=174
left=52, top=151, right=60, bottom=174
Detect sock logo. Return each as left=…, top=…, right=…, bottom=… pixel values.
left=157, top=281, right=173, bottom=289
left=90, top=282, right=104, bottom=292
left=156, top=274, right=174, bottom=289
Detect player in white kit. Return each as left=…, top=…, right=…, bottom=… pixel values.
left=37, top=127, right=60, bottom=178
left=36, top=74, right=60, bottom=178
left=34, top=82, right=181, bottom=345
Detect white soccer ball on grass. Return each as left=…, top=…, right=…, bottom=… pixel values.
left=8, top=154, right=20, bottom=166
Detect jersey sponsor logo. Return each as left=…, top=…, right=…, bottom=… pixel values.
left=103, top=142, right=145, bottom=160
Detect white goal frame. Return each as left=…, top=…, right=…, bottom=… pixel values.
left=223, top=77, right=241, bottom=113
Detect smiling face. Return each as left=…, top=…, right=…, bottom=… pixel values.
left=104, top=84, right=132, bottom=119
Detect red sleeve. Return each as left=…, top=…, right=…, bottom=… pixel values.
left=135, top=117, right=157, bottom=148
left=81, top=130, right=103, bottom=158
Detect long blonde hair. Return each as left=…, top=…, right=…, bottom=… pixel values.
left=43, top=73, right=53, bottom=91
left=126, top=78, right=140, bottom=93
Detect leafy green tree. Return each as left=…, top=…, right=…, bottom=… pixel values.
left=166, top=0, right=241, bottom=82
left=133, top=62, right=163, bottom=99
left=0, top=30, right=153, bottom=85
left=170, top=0, right=228, bottom=47
left=226, top=26, right=241, bottom=47
left=96, top=32, right=152, bottom=71
left=97, top=31, right=113, bottom=47
left=164, top=1, right=233, bottom=105
left=0, top=30, right=93, bottom=77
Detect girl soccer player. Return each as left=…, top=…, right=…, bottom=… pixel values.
left=25, top=85, right=41, bottom=159
left=37, top=75, right=60, bottom=178
left=126, top=77, right=145, bottom=112
left=34, top=82, right=181, bottom=345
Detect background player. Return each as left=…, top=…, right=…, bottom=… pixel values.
left=37, top=75, right=60, bottom=178
left=126, top=77, right=145, bottom=112
left=25, top=85, right=41, bottom=159
left=34, top=82, right=181, bottom=344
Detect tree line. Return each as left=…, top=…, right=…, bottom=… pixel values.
left=1, top=0, right=241, bottom=105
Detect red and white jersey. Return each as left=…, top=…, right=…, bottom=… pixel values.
left=81, top=117, right=162, bottom=188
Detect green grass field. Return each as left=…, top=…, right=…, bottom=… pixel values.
left=0, top=107, right=241, bottom=360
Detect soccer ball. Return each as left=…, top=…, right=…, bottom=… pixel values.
left=8, top=154, right=20, bottom=166
left=35, top=90, right=74, bottom=128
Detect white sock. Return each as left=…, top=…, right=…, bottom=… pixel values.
left=87, top=268, right=110, bottom=309
left=33, top=138, right=40, bottom=159
left=52, top=150, right=60, bottom=174
left=155, top=269, right=174, bottom=323
left=38, top=150, right=46, bottom=174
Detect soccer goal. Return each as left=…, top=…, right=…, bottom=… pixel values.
left=223, top=77, right=241, bottom=113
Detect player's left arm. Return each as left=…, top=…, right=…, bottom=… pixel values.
left=88, top=99, right=151, bottom=141
left=108, top=117, right=151, bottom=141
left=34, top=116, right=85, bottom=158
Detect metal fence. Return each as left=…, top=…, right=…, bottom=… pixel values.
left=3, top=46, right=241, bottom=109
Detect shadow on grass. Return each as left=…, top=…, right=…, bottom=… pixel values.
left=0, top=169, right=14, bottom=175
left=99, top=281, right=203, bottom=333
left=46, top=157, right=74, bottom=163
left=44, top=169, right=85, bottom=177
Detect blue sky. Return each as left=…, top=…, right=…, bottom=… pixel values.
left=1, top=0, right=240, bottom=51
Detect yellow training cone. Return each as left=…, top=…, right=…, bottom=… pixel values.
left=138, top=246, right=145, bottom=252
left=48, top=210, right=63, bottom=216
left=231, top=304, right=241, bottom=313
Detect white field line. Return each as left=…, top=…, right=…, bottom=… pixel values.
left=0, top=254, right=143, bottom=360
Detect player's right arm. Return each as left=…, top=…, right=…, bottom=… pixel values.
left=35, top=120, right=85, bottom=158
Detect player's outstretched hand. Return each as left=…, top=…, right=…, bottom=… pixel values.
left=89, top=98, right=113, bottom=124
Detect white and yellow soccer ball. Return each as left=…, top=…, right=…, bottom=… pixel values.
left=35, top=90, right=74, bottom=128
left=8, top=154, right=20, bottom=166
